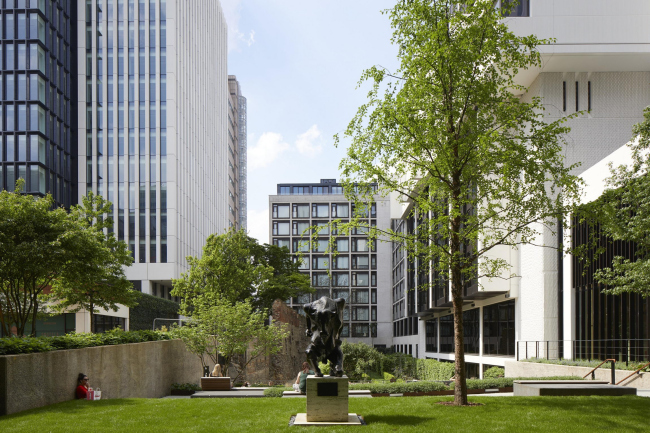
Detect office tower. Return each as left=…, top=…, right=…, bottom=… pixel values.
left=1, top=0, right=76, bottom=207
left=269, top=179, right=393, bottom=347
left=392, top=0, right=650, bottom=377
left=227, top=75, right=246, bottom=230
left=79, top=0, right=229, bottom=298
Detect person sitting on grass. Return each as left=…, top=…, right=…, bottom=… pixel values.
left=294, top=362, right=314, bottom=394
left=211, top=363, right=223, bottom=377
left=76, top=373, right=89, bottom=399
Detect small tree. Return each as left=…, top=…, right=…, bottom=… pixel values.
left=578, top=107, right=650, bottom=297
left=336, top=0, right=582, bottom=405
left=171, top=296, right=288, bottom=383
left=49, top=193, right=137, bottom=332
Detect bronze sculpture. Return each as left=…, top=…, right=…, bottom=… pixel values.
left=303, top=296, right=346, bottom=377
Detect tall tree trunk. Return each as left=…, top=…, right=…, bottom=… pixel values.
left=451, top=177, right=468, bottom=405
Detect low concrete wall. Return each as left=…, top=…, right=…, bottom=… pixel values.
left=0, top=339, right=202, bottom=416
left=505, top=360, right=650, bottom=389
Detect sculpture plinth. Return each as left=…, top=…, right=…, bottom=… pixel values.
left=306, top=376, right=349, bottom=422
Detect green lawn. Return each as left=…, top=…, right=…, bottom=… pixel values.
left=1, top=396, right=648, bottom=432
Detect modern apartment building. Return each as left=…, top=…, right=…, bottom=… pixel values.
left=227, top=75, right=246, bottom=230
left=269, top=179, right=392, bottom=347
left=1, top=0, right=237, bottom=333
left=391, top=0, right=650, bottom=377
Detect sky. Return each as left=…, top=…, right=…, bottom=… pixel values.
left=221, top=0, right=399, bottom=244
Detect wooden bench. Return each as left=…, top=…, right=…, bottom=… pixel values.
left=200, top=377, right=231, bottom=391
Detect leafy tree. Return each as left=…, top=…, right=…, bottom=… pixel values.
left=580, top=107, right=650, bottom=297
left=0, top=183, right=70, bottom=337
left=172, top=228, right=312, bottom=315
left=49, top=193, right=137, bottom=333
left=335, top=0, right=582, bottom=405
left=171, top=296, right=288, bottom=383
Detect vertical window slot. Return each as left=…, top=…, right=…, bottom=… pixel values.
left=575, top=81, right=579, bottom=112
left=562, top=81, right=566, bottom=112
left=588, top=81, right=592, bottom=111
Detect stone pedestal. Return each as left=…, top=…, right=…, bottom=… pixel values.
left=306, top=376, right=349, bottom=422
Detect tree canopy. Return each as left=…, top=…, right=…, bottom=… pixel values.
left=49, top=193, right=137, bottom=332
left=0, top=188, right=135, bottom=336
left=335, top=0, right=582, bottom=405
left=171, top=228, right=312, bottom=315
left=579, top=107, right=650, bottom=297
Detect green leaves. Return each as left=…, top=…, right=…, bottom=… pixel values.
left=582, top=107, right=650, bottom=297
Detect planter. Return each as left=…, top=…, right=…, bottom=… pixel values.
left=200, top=377, right=232, bottom=391
left=170, top=389, right=195, bottom=396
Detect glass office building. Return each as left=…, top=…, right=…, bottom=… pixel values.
left=1, top=0, right=76, bottom=207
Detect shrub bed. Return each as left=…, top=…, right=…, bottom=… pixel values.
left=0, top=329, right=172, bottom=355
left=524, top=357, right=650, bottom=372
left=263, top=386, right=291, bottom=397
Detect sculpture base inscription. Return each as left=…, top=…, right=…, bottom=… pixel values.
left=306, top=376, right=349, bottom=422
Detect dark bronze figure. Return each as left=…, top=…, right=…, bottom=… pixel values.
left=303, top=296, right=346, bottom=377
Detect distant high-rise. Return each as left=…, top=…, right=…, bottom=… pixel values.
left=228, top=75, right=247, bottom=231
left=80, top=0, right=230, bottom=298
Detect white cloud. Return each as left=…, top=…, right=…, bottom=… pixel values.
left=248, top=132, right=290, bottom=169
left=246, top=208, right=270, bottom=244
left=295, top=125, right=323, bottom=158
left=220, top=0, right=255, bottom=52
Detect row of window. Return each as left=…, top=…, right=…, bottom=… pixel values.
left=293, top=288, right=378, bottom=306
left=273, top=237, right=375, bottom=253
left=311, top=272, right=377, bottom=287
left=272, top=203, right=377, bottom=219
left=292, top=255, right=377, bottom=271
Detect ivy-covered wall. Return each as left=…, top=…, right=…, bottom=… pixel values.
left=129, top=293, right=180, bottom=331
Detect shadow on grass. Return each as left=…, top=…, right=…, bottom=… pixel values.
left=362, top=414, right=430, bottom=426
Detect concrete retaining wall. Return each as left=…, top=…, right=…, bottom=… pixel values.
left=0, top=339, right=202, bottom=416
left=505, top=360, right=650, bottom=389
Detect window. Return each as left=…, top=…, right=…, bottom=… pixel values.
left=292, top=204, right=309, bottom=218
left=292, top=186, right=307, bottom=195
left=351, top=323, right=369, bottom=338
left=351, top=289, right=369, bottom=304
left=336, top=238, right=349, bottom=252
left=312, top=239, right=328, bottom=253
left=371, top=289, right=377, bottom=304
left=273, top=238, right=290, bottom=250
left=293, top=256, right=309, bottom=270
left=333, top=289, right=349, bottom=301
left=426, top=319, right=438, bottom=352
left=352, top=272, right=369, bottom=287
left=502, top=0, right=529, bottom=17
left=483, top=300, right=515, bottom=356
left=272, top=221, right=290, bottom=236
left=313, top=186, right=327, bottom=195
left=313, top=256, right=329, bottom=270
left=333, top=273, right=349, bottom=287
left=279, top=186, right=290, bottom=195
left=334, top=256, right=349, bottom=269
left=293, top=221, right=311, bottom=236
left=312, top=204, right=328, bottom=218
left=352, top=239, right=370, bottom=252
left=312, top=273, right=330, bottom=287
left=332, top=203, right=349, bottom=218
left=340, top=324, right=349, bottom=338
left=351, top=306, right=369, bottom=321
left=314, top=221, right=329, bottom=235
left=272, top=204, right=290, bottom=219
left=292, top=239, right=310, bottom=252
left=332, top=186, right=343, bottom=195
left=352, top=255, right=369, bottom=269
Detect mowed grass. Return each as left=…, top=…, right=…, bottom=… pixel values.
left=1, top=396, right=649, bottom=432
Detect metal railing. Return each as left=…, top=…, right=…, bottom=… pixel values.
left=517, top=339, right=650, bottom=364
left=582, top=359, right=616, bottom=384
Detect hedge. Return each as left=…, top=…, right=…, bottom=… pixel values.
left=264, top=387, right=291, bottom=397
left=416, top=358, right=455, bottom=381
left=129, top=292, right=180, bottom=331
left=350, top=380, right=448, bottom=394
left=0, top=329, right=172, bottom=355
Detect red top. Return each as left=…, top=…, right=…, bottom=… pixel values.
left=76, top=385, right=88, bottom=399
